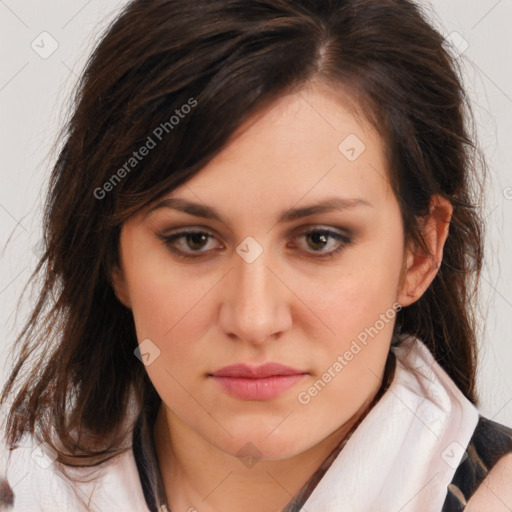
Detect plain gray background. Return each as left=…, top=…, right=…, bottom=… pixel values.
left=1, top=0, right=511, bottom=427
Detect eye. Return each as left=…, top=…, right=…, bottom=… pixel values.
left=158, top=230, right=222, bottom=258
left=290, top=228, right=351, bottom=257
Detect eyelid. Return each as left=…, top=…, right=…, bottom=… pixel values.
left=291, top=224, right=351, bottom=238
left=159, top=224, right=351, bottom=239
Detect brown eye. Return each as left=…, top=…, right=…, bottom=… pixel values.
left=306, top=231, right=330, bottom=250
left=185, top=232, right=209, bottom=251
left=294, top=228, right=351, bottom=257
left=158, top=230, right=222, bottom=259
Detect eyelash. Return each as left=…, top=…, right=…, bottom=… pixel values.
left=157, top=228, right=352, bottom=260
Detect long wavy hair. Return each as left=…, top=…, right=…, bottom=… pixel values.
left=1, top=0, right=486, bottom=469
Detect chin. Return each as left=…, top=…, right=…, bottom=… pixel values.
left=211, top=426, right=312, bottom=462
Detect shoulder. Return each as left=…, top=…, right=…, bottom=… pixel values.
left=442, top=416, right=512, bottom=511
left=465, top=452, right=512, bottom=511
left=0, top=431, right=76, bottom=511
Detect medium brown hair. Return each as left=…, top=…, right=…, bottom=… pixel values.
left=1, top=0, right=486, bottom=467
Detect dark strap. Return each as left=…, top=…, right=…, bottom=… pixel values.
left=132, top=402, right=169, bottom=512
left=441, top=416, right=512, bottom=511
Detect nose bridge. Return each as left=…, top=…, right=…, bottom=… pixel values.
left=220, top=243, right=291, bottom=343
left=238, top=250, right=272, bottom=304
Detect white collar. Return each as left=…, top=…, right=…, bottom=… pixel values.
left=298, top=335, right=479, bottom=512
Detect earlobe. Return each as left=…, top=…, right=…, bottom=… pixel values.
left=397, top=195, right=453, bottom=307
left=110, top=265, right=132, bottom=309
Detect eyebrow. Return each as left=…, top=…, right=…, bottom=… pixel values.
left=144, top=196, right=373, bottom=224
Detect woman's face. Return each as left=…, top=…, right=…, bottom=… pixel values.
left=112, top=82, right=416, bottom=460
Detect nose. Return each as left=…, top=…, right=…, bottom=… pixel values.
left=219, top=245, right=293, bottom=345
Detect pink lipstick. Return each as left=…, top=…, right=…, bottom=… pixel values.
left=209, top=363, right=308, bottom=400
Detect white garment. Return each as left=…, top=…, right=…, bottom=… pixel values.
left=0, top=335, right=479, bottom=512
left=300, top=336, right=479, bottom=512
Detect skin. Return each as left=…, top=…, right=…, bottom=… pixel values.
left=111, top=80, right=453, bottom=512
left=465, top=453, right=512, bottom=510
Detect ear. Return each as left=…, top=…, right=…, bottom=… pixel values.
left=110, top=264, right=132, bottom=309
left=397, top=194, right=453, bottom=307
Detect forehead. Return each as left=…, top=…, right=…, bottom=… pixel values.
left=140, top=83, right=395, bottom=225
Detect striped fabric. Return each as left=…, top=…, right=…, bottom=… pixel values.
left=441, top=416, right=512, bottom=510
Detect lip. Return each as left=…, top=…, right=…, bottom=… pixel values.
left=209, top=363, right=308, bottom=400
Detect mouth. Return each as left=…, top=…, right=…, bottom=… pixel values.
left=208, top=363, right=308, bottom=401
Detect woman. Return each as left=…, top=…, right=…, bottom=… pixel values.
left=1, top=0, right=511, bottom=511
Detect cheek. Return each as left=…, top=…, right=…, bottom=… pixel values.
left=124, top=254, right=234, bottom=397
left=290, top=224, right=403, bottom=403
left=123, top=239, right=211, bottom=341
left=297, top=231, right=403, bottom=341
left=291, top=265, right=400, bottom=428
left=125, top=256, right=216, bottom=406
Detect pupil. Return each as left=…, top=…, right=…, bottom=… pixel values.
left=188, top=233, right=207, bottom=250
left=309, top=232, right=327, bottom=250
